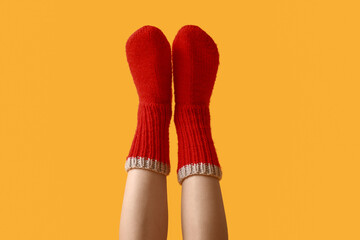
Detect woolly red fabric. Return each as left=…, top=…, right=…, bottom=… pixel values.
left=125, top=25, right=172, bottom=175
left=172, top=25, right=222, bottom=183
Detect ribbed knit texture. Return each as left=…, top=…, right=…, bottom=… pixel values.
left=173, top=25, right=222, bottom=183
left=126, top=103, right=171, bottom=174
left=125, top=25, right=172, bottom=175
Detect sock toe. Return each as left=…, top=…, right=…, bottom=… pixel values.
left=172, top=25, right=219, bottom=105
left=126, top=25, right=172, bottom=104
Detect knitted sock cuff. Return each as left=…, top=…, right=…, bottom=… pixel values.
left=175, top=104, right=222, bottom=184
left=126, top=102, right=171, bottom=175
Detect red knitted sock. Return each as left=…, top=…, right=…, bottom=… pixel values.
left=125, top=26, right=172, bottom=175
left=172, top=25, right=222, bottom=184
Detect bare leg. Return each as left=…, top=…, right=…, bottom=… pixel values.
left=119, top=169, right=168, bottom=240
left=182, top=176, right=228, bottom=240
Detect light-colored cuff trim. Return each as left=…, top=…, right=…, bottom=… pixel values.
left=125, top=157, right=170, bottom=176
left=177, top=163, right=222, bottom=184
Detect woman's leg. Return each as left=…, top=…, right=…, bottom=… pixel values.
left=172, top=25, right=228, bottom=239
left=119, top=26, right=172, bottom=239
left=181, top=176, right=228, bottom=240
left=119, top=169, right=168, bottom=240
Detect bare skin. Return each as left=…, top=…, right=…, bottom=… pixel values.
left=181, top=176, right=228, bottom=240
left=119, top=169, right=168, bottom=240
left=119, top=170, right=228, bottom=240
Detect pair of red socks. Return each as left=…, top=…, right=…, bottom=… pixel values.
left=125, top=25, right=221, bottom=184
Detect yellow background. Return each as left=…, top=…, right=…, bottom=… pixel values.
left=1, top=0, right=359, bottom=239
